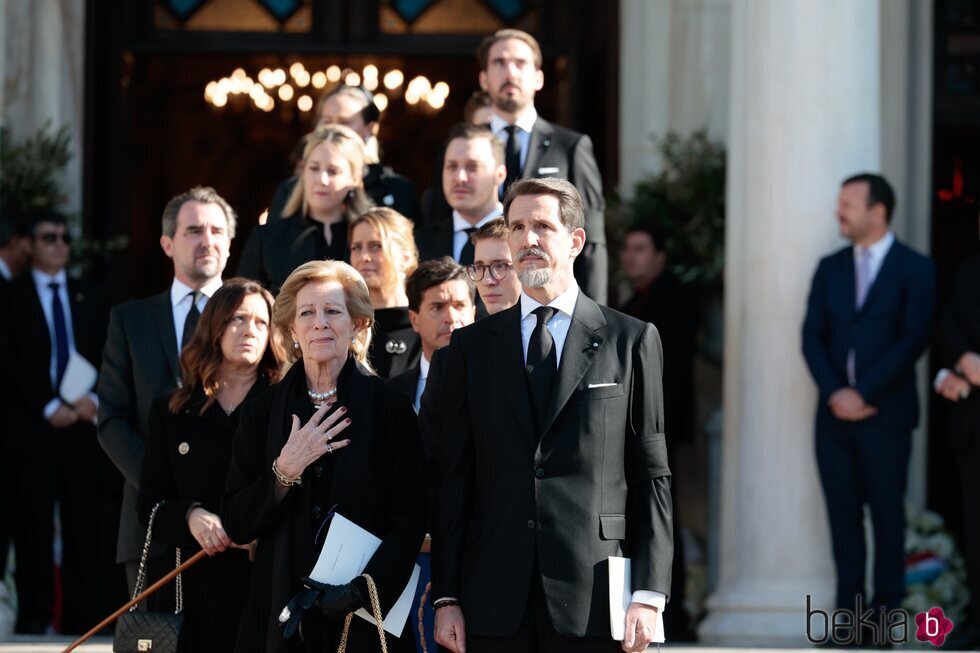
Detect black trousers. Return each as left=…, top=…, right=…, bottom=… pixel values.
left=957, top=440, right=980, bottom=627
left=14, top=424, right=114, bottom=634
left=815, top=415, right=910, bottom=611
left=467, top=568, right=621, bottom=653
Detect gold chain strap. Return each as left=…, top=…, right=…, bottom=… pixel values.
left=336, top=574, right=388, bottom=653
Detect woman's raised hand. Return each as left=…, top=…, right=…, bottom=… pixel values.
left=276, top=402, right=352, bottom=480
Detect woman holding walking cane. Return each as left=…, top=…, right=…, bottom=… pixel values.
left=137, top=278, right=284, bottom=651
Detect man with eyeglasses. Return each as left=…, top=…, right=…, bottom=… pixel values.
left=467, top=217, right=522, bottom=316
left=416, top=123, right=506, bottom=269
left=2, top=211, right=112, bottom=633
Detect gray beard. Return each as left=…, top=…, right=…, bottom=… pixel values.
left=518, top=267, right=552, bottom=288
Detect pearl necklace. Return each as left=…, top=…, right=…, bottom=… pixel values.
left=307, top=387, right=338, bottom=405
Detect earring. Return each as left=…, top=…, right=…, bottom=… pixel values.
left=347, top=189, right=356, bottom=199
left=293, top=341, right=300, bottom=349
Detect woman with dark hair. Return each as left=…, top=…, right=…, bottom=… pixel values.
left=222, top=260, right=426, bottom=653
left=348, top=207, right=421, bottom=378
left=138, top=278, right=285, bottom=652
left=237, top=125, right=373, bottom=294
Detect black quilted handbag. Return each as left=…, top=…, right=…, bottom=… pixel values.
left=113, top=502, right=188, bottom=653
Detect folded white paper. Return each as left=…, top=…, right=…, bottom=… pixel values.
left=310, top=513, right=420, bottom=637
left=59, top=351, right=98, bottom=403
left=609, top=556, right=665, bottom=643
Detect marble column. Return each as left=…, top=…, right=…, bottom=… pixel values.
left=697, top=0, right=881, bottom=644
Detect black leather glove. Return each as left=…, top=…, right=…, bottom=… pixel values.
left=315, top=575, right=368, bottom=620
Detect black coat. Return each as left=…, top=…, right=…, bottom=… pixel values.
left=937, top=253, right=980, bottom=451
left=237, top=214, right=349, bottom=296
left=221, top=359, right=426, bottom=653
left=138, top=382, right=266, bottom=652
left=98, top=290, right=183, bottom=562
left=432, top=295, right=673, bottom=637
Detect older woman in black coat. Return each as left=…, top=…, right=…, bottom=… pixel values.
left=222, top=260, right=426, bottom=653
left=138, top=278, right=284, bottom=652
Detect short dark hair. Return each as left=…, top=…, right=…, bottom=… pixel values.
left=470, top=217, right=508, bottom=245
left=503, top=177, right=584, bottom=232
left=28, top=210, right=68, bottom=237
left=842, top=173, right=896, bottom=223
left=161, top=186, right=237, bottom=239
left=0, top=211, right=31, bottom=248
left=463, top=90, right=492, bottom=124
left=477, top=29, right=543, bottom=70
left=445, top=123, right=505, bottom=166
left=624, top=221, right=667, bottom=253
left=406, top=256, right=475, bottom=313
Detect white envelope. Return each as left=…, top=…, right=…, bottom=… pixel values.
left=59, top=351, right=98, bottom=403
left=609, top=556, right=665, bottom=643
left=309, top=513, right=420, bottom=637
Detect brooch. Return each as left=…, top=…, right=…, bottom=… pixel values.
left=178, top=442, right=190, bottom=455
left=385, top=340, right=407, bottom=354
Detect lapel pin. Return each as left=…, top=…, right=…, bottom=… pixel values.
left=178, top=442, right=190, bottom=455
left=385, top=340, right=407, bottom=354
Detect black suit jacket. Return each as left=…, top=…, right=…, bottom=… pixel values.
left=432, top=294, right=672, bottom=637
left=97, top=290, right=183, bottom=562
left=4, top=274, right=107, bottom=450
left=387, top=363, right=420, bottom=406
left=937, top=253, right=980, bottom=451
left=802, top=239, right=936, bottom=430
left=414, top=218, right=454, bottom=264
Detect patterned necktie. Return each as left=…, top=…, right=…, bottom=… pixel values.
left=855, top=247, right=873, bottom=309
left=503, top=125, right=522, bottom=194
left=181, top=291, right=202, bottom=350
left=458, top=227, right=477, bottom=265
left=526, top=306, right=558, bottom=430
left=49, top=282, right=69, bottom=388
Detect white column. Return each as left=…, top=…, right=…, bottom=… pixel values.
left=698, top=0, right=881, bottom=644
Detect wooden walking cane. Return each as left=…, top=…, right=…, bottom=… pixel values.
left=63, top=549, right=208, bottom=653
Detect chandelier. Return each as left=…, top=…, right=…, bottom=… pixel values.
left=203, top=63, right=450, bottom=114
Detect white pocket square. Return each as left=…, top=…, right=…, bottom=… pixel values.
left=588, top=382, right=619, bottom=389
left=537, top=166, right=560, bottom=175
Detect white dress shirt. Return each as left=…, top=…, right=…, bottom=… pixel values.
left=452, top=207, right=502, bottom=262
left=170, top=277, right=222, bottom=353
left=414, top=354, right=430, bottom=414
left=490, top=106, right=538, bottom=171
left=33, top=268, right=99, bottom=420
left=0, top=258, right=12, bottom=281
left=518, top=282, right=666, bottom=612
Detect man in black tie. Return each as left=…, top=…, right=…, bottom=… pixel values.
left=2, top=212, right=110, bottom=633
left=416, top=123, right=506, bottom=266
left=433, top=178, right=672, bottom=653
left=478, top=29, right=608, bottom=304
left=98, top=186, right=235, bottom=595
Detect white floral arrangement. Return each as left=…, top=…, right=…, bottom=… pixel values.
left=902, top=501, right=969, bottom=625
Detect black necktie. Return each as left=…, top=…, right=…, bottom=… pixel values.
left=181, top=291, right=202, bottom=350
left=503, top=125, right=522, bottom=195
left=48, top=282, right=70, bottom=388
left=459, top=227, right=477, bottom=265
left=526, top=306, right=557, bottom=430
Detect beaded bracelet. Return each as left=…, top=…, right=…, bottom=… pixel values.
left=433, top=599, right=461, bottom=610
left=272, top=457, right=303, bottom=487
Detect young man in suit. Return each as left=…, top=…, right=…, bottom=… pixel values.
left=802, top=173, right=936, bottom=619
left=416, top=124, right=505, bottom=267
left=432, top=178, right=671, bottom=653
left=98, top=186, right=235, bottom=595
left=478, top=29, right=608, bottom=305
left=3, top=212, right=110, bottom=633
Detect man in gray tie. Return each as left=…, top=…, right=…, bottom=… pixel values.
left=477, top=29, right=608, bottom=305
left=802, top=173, right=936, bottom=627
left=98, top=186, right=235, bottom=596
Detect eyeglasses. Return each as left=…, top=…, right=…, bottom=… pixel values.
left=38, top=232, right=72, bottom=245
left=466, top=261, right=512, bottom=281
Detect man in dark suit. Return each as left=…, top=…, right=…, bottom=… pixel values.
left=432, top=178, right=671, bottom=653
left=2, top=212, right=110, bottom=633
left=415, top=124, right=505, bottom=266
left=802, top=173, right=936, bottom=617
left=478, top=29, right=607, bottom=304
left=934, top=239, right=980, bottom=646
left=98, top=186, right=235, bottom=594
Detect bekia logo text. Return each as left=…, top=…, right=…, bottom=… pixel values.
left=806, top=595, right=954, bottom=647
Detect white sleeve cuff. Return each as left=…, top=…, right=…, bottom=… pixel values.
left=934, top=368, right=952, bottom=391
left=631, top=590, right=666, bottom=610
left=43, top=398, right=63, bottom=421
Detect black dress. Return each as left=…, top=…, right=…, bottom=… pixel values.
left=237, top=213, right=349, bottom=295
left=369, top=307, right=421, bottom=379
left=138, top=380, right=267, bottom=652
left=222, top=358, right=426, bottom=653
